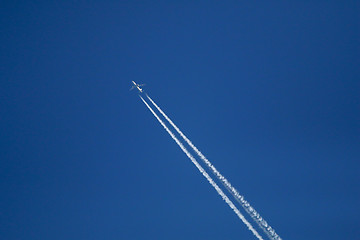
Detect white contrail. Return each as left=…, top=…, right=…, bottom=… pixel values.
left=139, top=96, right=264, bottom=240
left=146, top=94, right=281, bottom=240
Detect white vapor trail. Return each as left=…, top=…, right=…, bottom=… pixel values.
left=139, top=96, right=264, bottom=240
left=146, top=94, right=281, bottom=240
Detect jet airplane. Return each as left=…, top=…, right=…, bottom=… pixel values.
left=130, top=81, right=145, bottom=93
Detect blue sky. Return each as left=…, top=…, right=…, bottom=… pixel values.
left=1, top=1, right=359, bottom=239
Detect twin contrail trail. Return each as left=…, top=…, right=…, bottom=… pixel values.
left=139, top=96, right=264, bottom=240
left=145, top=95, right=282, bottom=240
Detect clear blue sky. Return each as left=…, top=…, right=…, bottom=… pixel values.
left=1, top=1, right=359, bottom=239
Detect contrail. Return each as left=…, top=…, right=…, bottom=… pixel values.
left=139, top=96, right=264, bottom=240
left=146, top=94, right=281, bottom=240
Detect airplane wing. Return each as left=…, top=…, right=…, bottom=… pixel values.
left=130, top=86, right=136, bottom=91
left=138, top=84, right=146, bottom=87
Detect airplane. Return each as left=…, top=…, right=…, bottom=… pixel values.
left=130, top=81, right=145, bottom=93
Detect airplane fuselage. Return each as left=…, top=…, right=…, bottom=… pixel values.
left=132, top=81, right=143, bottom=93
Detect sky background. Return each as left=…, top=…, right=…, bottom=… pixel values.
left=1, top=1, right=359, bottom=239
